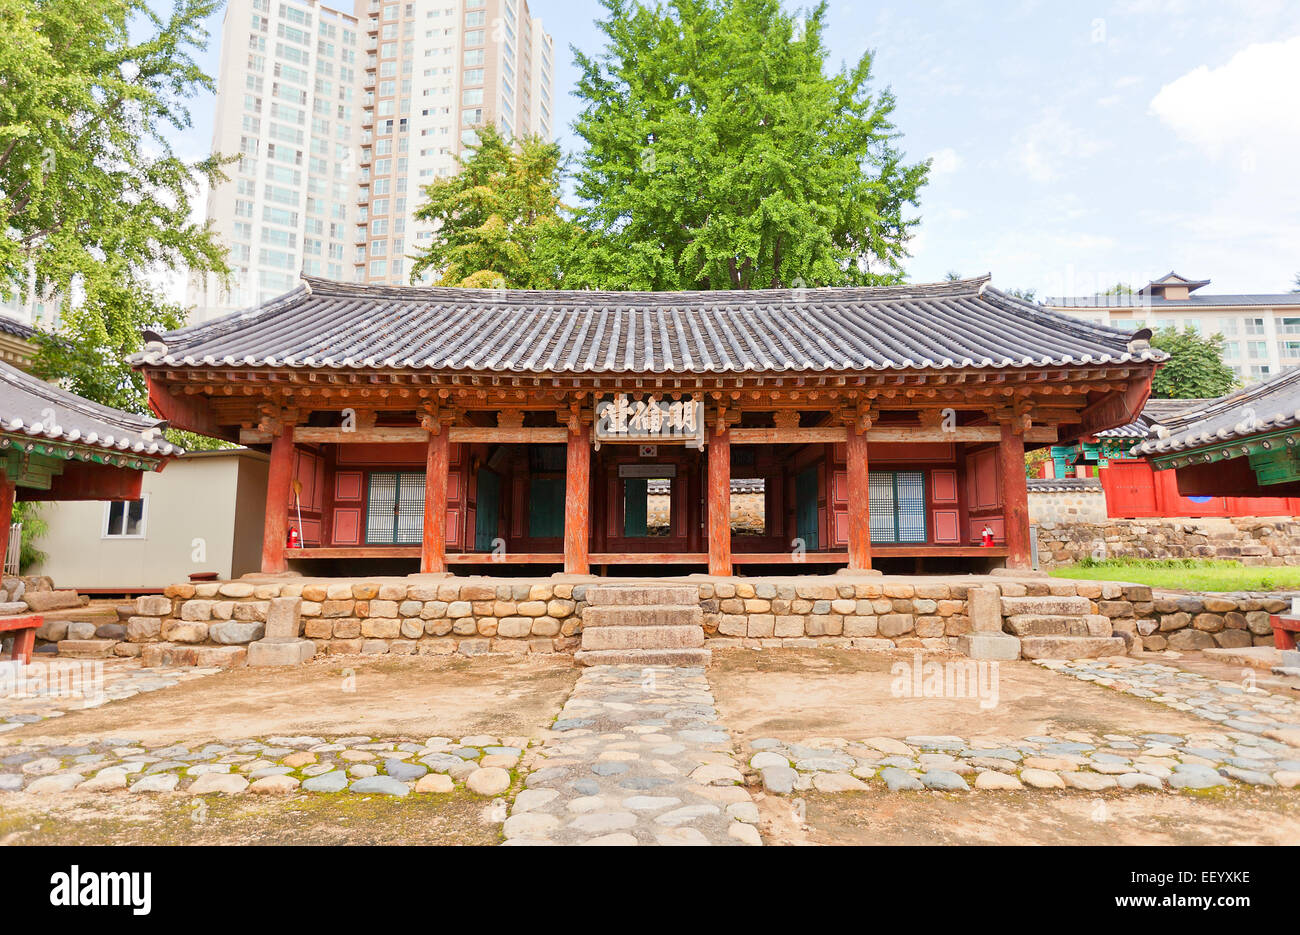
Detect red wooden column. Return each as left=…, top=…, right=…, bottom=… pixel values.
left=707, top=426, right=731, bottom=576
left=564, top=423, right=591, bottom=574
left=261, top=425, right=295, bottom=574
left=998, top=422, right=1032, bottom=569
left=0, top=473, right=14, bottom=574
left=845, top=429, right=872, bottom=570
left=421, top=428, right=450, bottom=573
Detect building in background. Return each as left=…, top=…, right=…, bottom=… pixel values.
left=356, top=0, right=553, bottom=286
left=0, top=316, right=35, bottom=370
left=1133, top=366, right=1300, bottom=501
left=1047, top=272, right=1300, bottom=384
left=1040, top=396, right=1300, bottom=520
left=1, top=359, right=184, bottom=578
left=191, top=0, right=553, bottom=321
left=190, top=0, right=365, bottom=321
left=30, top=449, right=270, bottom=592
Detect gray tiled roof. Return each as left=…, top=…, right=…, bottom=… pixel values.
left=1132, top=367, right=1300, bottom=456
left=1095, top=397, right=1210, bottom=439
left=1047, top=294, right=1300, bottom=309
left=0, top=315, right=35, bottom=340
left=0, top=359, right=182, bottom=458
left=135, top=275, right=1163, bottom=376
left=1027, top=477, right=1103, bottom=493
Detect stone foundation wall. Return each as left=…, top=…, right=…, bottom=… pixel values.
left=1036, top=517, right=1300, bottom=568
left=36, top=574, right=1293, bottom=662
left=113, top=579, right=585, bottom=662
left=1134, top=592, right=1292, bottom=652
left=700, top=580, right=973, bottom=651
left=1028, top=484, right=1109, bottom=524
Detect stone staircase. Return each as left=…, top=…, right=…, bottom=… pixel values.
left=574, top=584, right=711, bottom=667
left=1001, top=595, right=1127, bottom=659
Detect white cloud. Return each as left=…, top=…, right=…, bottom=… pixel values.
left=1149, top=35, right=1300, bottom=155
left=928, top=147, right=962, bottom=176
left=1012, top=108, right=1106, bottom=183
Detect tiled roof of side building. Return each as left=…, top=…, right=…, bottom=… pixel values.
left=1095, top=397, right=1211, bottom=439
left=0, top=359, right=182, bottom=457
left=132, top=275, right=1164, bottom=376
left=0, top=315, right=35, bottom=339
left=1027, top=477, right=1103, bottom=492
left=1132, top=367, right=1300, bottom=457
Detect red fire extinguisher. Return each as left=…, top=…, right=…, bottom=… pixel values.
left=287, top=526, right=302, bottom=549
left=980, top=524, right=995, bottom=548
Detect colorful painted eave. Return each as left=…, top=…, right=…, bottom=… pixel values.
left=0, top=431, right=168, bottom=473
left=1147, top=424, right=1300, bottom=474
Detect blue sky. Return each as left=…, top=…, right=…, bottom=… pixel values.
left=178, top=0, right=1300, bottom=298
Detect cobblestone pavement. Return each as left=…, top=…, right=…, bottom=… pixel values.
left=503, top=665, right=760, bottom=846
left=1037, top=658, right=1300, bottom=739
left=744, top=656, right=1300, bottom=796
left=0, top=661, right=219, bottom=732
left=0, top=731, right=532, bottom=797
left=744, top=729, right=1300, bottom=795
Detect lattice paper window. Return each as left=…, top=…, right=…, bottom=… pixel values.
left=366, top=471, right=426, bottom=544
left=869, top=471, right=927, bottom=543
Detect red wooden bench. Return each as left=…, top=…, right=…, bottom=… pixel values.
left=1270, top=614, right=1300, bottom=651
left=0, top=614, right=44, bottom=665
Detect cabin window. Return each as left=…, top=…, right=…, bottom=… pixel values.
left=366, top=471, right=425, bottom=544
left=103, top=498, right=147, bottom=538
left=869, top=471, right=926, bottom=543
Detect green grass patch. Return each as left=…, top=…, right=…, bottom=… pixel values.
left=1048, top=557, right=1300, bottom=592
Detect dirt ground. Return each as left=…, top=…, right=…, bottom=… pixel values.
left=11, top=654, right=579, bottom=746
left=710, top=649, right=1218, bottom=742
left=0, top=790, right=503, bottom=845
left=757, top=788, right=1300, bottom=846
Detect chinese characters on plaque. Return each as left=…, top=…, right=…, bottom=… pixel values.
left=594, top=394, right=704, bottom=449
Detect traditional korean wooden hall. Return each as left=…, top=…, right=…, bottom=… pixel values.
left=132, top=276, right=1162, bottom=578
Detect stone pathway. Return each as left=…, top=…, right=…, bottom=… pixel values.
left=0, top=660, right=218, bottom=731
left=744, top=729, right=1300, bottom=794
left=503, top=665, right=760, bottom=845
left=0, top=732, right=530, bottom=796
left=1037, top=657, right=1300, bottom=740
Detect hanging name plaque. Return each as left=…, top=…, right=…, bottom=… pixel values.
left=594, top=394, right=705, bottom=449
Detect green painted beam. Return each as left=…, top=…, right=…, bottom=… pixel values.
left=0, top=432, right=164, bottom=489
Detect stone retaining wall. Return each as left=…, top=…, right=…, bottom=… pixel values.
left=113, top=580, right=585, bottom=663
left=700, top=580, right=973, bottom=651
left=1134, top=592, right=1292, bottom=652
left=1036, top=517, right=1300, bottom=568
left=34, top=574, right=1293, bottom=663
left=1028, top=484, right=1108, bottom=524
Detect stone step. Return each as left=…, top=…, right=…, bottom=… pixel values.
left=582, top=604, right=702, bottom=628
left=55, top=639, right=118, bottom=659
left=581, top=624, right=706, bottom=651
left=1004, top=614, right=1092, bottom=637
left=574, top=647, right=713, bottom=667
left=1000, top=595, right=1091, bottom=616
left=28, top=606, right=118, bottom=625
left=583, top=585, right=699, bottom=607
left=23, top=590, right=87, bottom=613
left=1018, top=635, right=1129, bottom=659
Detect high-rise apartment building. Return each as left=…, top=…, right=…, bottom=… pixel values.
left=191, top=0, right=553, bottom=321
left=356, top=0, right=553, bottom=285
left=1046, top=272, right=1300, bottom=385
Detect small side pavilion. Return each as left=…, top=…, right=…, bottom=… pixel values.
left=0, top=360, right=183, bottom=572
left=132, top=276, right=1162, bottom=577
left=1133, top=367, right=1300, bottom=498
